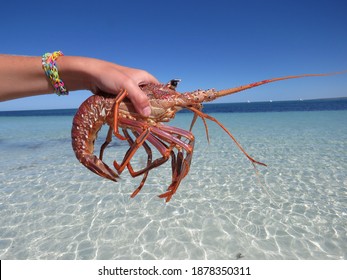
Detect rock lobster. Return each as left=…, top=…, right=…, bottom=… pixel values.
left=71, top=72, right=341, bottom=202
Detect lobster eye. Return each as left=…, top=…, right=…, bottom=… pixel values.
left=168, top=79, right=181, bottom=89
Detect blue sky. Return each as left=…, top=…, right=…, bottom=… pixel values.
left=0, top=0, right=346, bottom=111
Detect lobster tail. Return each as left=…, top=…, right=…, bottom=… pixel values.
left=71, top=94, right=120, bottom=182
left=77, top=153, right=119, bottom=182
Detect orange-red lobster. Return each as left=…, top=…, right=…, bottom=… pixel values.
left=71, top=72, right=341, bottom=202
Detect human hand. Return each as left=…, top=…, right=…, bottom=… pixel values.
left=87, top=60, right=159, bottom=116
left=59, top=57, right=159, bottom=117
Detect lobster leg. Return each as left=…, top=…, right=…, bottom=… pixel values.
left=122, top=128, right=153, bottom=197
left=150, top=124, right=195, bottom=202
left=129, top=142, right=152, bottom=198
left=189, top=105, right=210, bottom=143
left=113, top=128, right=150, bottom=174
left=159, top=148, right=192, bottom=202
left=119, top=119, right=180, bottom=175
left=118, top=122, right=191, bottom=200
left=126, top=132, right=173, bottom=177
left=166, top=145, right=195, bottom=202
left=124, top=129, right=177, bottom=198
left=189, top=112, right=199, bottom=132
left=187, top=106, right=266, bottom=167
left=150, top=126, right=193, bottom=153
left=113, top=89, right=128, bottom=141
left=99, top=116, right=195, bottom=201
left=99, top=126, right=113, bottom=160
left=123, top=129, right=153, bottom=174
left=166, top=145, right=194, bottom=202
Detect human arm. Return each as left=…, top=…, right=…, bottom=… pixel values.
left=0, top=54, right=159, bottom=116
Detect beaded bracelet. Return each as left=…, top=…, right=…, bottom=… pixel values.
left=42, top=51, right=69, bottom=96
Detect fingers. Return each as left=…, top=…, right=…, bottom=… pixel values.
left=88, top=59, right=159, bottom=117
left=119, top=69, right=159, bottom=117
left=124, top=80, right=152, bottom=117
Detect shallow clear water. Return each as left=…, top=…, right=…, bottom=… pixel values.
left=0, top=109, right=346, bottom=259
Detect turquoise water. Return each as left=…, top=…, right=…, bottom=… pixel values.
left=0, top=103, right=347, bottom=259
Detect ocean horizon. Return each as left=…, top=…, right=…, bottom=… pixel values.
left=1, top=97, right=347, bottom=116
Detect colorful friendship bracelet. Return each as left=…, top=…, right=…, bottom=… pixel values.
left=42, top=51, right=69, bottom=96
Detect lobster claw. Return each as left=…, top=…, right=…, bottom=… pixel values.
left=78, top=153, right=119, bottom=182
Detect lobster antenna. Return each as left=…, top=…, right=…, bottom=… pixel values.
left=215, top=71, right=347, bottom=98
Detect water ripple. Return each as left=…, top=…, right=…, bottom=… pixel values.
left=1, top=111, right=347, bottom=259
